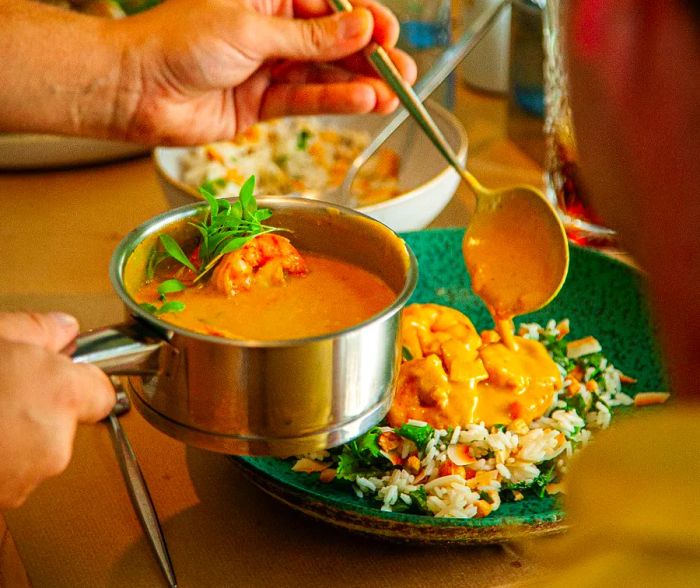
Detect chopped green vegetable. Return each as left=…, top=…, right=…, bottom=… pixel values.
left=296, top=129, right=312, bottom=150
left=409, top=487, right=429, bottom=513
left=395, top=423, right=435, bottom=451
left=401, top=346, right=413, bottom=361
left=334, top=427, right=388, bottom=482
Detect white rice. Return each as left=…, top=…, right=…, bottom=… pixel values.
left=296, top=318, right=639, bottom=519
left=179, top=117, right=401, bottom=204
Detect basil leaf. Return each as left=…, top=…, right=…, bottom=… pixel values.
left=216, top=236, right=252, bottom=257
left=159, top=234, right=196, bottom=272
left=238, top=175, right=257, bottom=220
left=157, top=279, right=186, bottom=298
left=154, top=300, right=186, bottom=315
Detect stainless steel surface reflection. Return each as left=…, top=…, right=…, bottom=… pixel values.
left=73, top=197, right=417, bottom=456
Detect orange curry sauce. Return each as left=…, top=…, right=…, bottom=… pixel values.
left=131, top=235, right=396, bottom=341
left=387, top=305, right=561, bottom=429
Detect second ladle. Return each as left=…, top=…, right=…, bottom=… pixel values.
left=331, top=0, right=570, bottom=318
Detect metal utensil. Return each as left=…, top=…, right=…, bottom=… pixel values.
left=106, top=383, right=178, bottom=588
left=330, top=0, right=569, bottom=317
left=72, top=197, right=417, bottom=456
left=324, top=0, right=510, bottom=207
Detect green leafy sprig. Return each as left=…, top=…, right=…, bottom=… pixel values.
left=152, top=175, right=279, bottom=283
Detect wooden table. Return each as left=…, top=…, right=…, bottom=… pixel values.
left=0, top=86, right=554, bottom=587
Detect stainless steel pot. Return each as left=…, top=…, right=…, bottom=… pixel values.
left=73, top=197, right=418, bottom=456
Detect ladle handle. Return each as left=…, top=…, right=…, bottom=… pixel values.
left=71, top=321, right=167, bottom=375
left=340, top=0, right=510, bottom=192
left=329, top=0, right=487, bottom=197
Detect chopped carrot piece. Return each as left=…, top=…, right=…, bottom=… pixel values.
left=438, top=462, right=466, bottom=479
left=634, top=392, right=670, bottom=407
left=565, top=376, right=582, bottom=394
left=319, top=468, right=337, bottom=483
left=619, top=372, right=638, bottom=384
left=292, top=458, right=328, bottom=474
left=405, top=455, right=421, bottom=474
left=585, top=380, right=599, bottom=392
left=556, top=319, right=570, bottom=339
left=474, top=499, right=493, bottom=518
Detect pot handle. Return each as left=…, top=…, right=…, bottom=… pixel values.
left=71, top=320, right=169, bottom=376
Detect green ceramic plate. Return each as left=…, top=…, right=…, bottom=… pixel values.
left=233, top=228, right=667, bottom=544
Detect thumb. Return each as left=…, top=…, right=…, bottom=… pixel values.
left=0, top=311, right=80, bottom=352
left=255, top=8, right=374, bottom=62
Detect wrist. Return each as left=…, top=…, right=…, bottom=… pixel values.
left=0, top=0, right=139, bottom=141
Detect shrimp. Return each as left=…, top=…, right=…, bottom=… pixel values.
left=401, top=303, right=484, bottom=381
left=211, top=234, right=307, bottom=296
left=387, top=305, right=488, bottom=429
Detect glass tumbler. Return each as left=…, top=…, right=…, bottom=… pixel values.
left=542, top=0, right=617, bottom=247
left=382, top=0, right=455, bottom=109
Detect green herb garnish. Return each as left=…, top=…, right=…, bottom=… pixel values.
left=142, top=176, right=278, bottom=318
left=152, top=176, right=279, bottom=283
left=394, top=423, right=435, bottom=451
left=335, top=427, right=388, bottom=482
left=296, top=129, right=312, bottom=150
left=401, top=346, right=414, bottom=361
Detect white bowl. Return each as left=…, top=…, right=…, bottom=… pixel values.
left=153, top=100, right=467, bottom=233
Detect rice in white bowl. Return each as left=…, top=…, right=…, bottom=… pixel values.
left=180, top=118, right=401, bottom=205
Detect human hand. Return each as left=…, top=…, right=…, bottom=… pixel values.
left=0, top=312, right=115, bottom=509
left=112, top=0, right=417, bottom=145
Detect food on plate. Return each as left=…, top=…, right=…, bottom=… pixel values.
left=179, top=118, right=402, bottom=206
left=126, top=178, right=397, bottom=340
left=293, top=304, right=644, bottom=518
left=389, top=304, right=561, bottom=428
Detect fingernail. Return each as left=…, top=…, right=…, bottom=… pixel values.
left=339, top=9, right=371, bottom=40
left=49, top=312, right=78, bottom=330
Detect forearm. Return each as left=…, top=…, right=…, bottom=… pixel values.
left=0, top=0, right=133, bottom=139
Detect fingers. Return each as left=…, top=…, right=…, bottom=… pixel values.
left=338, top=47, right=418, bottom=84
left=0, top=340, right=115, bottom=508
left=254, top=8, right=374, bottom=62
left=293, top=0, right=401, bottom=47
left=261, top=82, right=377, bottom=118
left=0, top=311, right=79, bottom=352
left=68, top=362, right=115, bottom=423
left=263, top=46, right=417, bottom=117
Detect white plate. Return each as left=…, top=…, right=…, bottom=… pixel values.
left=0, top=134, right=148, bottom=170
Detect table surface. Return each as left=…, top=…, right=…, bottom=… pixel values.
left=0, top=85, right=558, bottom=587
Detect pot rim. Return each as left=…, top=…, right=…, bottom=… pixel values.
left=109, top=195, right=418, bottom=348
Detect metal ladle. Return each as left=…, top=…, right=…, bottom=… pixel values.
left=330, top=0, right=569, bottom=317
